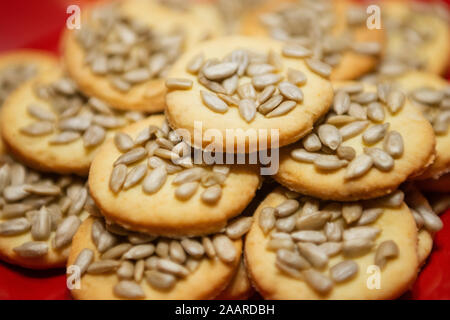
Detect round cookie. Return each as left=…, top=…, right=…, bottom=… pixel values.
left=0, top=153, right=89, bottom=269
left=63, top=0, right=224, bottom=112
left=89, top=115, right=260, bottom=237
left=388, top=71, right=450, bottom=180
left=215, top=258, right=254, bottom=300
left=165, top=35, right=334, bottom=152
left=245, top=187, right=419, bottom=300
left=403, top=183, right=443, bottom=266
left=0, top=50, right=58, bottom=106
left=239, top=0, right=384, bottom=81
left=274, top=81, right=435, bottom=201
left=68, top=217, right=242, bottom=300
left=379, top=0, right=450, bottom=76
left=0, top=68, right=146, bottom=176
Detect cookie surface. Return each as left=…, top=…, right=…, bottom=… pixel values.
left=390, top=72, right=450, bottom=180
left=274, top=82, right=435, bottom=201
left=68, top=217, right=242, bottom=300
left=166, top=35, right=334, bottom=152
left=89, top=115, right=260, bottom=236
left=245, top=187, right=418, bottom=300
left=0, top=153, right=89, bottom=269
left=239, top=0, right=384, bottom=81
left=380, top=0, right=450, bottom=76
left=0, top=69, right=145, bottom=176
left=215, top=258, right=254, bottom=300
left=63, top=0, right=224, bottom=112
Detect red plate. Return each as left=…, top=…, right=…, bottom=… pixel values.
left=0, top=0, right=449, bottom=300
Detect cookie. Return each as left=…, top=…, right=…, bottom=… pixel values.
left=0, top=49, right=58, bottom=106
left=68, top=216, right=242, bottom=300
left=245, top=187, right=418, bottom=299
left=403, top=183, right=443, bottom=266
left=378, top=0, right=450, bottom=76
left=239, top=0, right=384, bottom=81
left=0, top=68, right=146, bottom=176
left=165, top=35, right=334, bottom=152
left=88, top=115, right=260, bottom=236
left=63, top=0, right=224, bottom=112
left=0, top=153, right=89, bottom=269
left=215, top=258, right=254, bottom=300
left=274, top=81, right=435, bottom=201
left=387, top=71, right=450, bottom=180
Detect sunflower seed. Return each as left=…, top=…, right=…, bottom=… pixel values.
left=340, top=83, right=363, bottom=94
left=357, top=208, right=383, bottom=226
left=330, top=260, right=358, bottom=283
left=168, top=240, right=186, bottom=264
left=335, top=145, right=355, bottom=161
left=128, top=233, right=156, bottom=245
left=186, top=53, right=204, bottom=74
left=343, top=226, right=380, bottom=241
left=291, top=148, right=319, bottom=163
left=123, top=244, right=155, bottom=260
left=145, top=270, right=176, bottom=291
left=367, top=102, right=385, bottom=122
left=156, top=240, right=169, bottom=258
left=339, top=121, right=369, bottom=140
left=1, top=203, right=33, bottom=219
left=201, top=185, right=222, bottom=204
left=165, top=78, right=193, bottom=90
left=292, top=230, right=327, bottom=244
left=333, top=91, right=351, bottom=115
left=252, top=73, right=282, bottom=90
left=413, top=204, right=443, bottom=232
left=4, top=185, right=30, bottom=202
left=115, top=147, right=147, bottom=166
left=54, top=216, right=81, bottom=249
left=0, top=218, right=31, bottom=235
left=203, top=62, right=238, bottom=81
left=123, top=164, right=147, bottom=190
left=173, top=181, right=198, bottom=200
left=274, top=199, right=299, bottom=218
left=114, top=281, right=145, bottom=299
left=363, top=123, right=389, bottom=145
left=117, top=261, right=134, bottom=279
left=277, top=249, right=311, bottom=270
left=82, top=125, right=105, bottom=148
left=238, top=99, right=257, bottom=122
left=341, top=203, right=363, bottom=224
left=237, top=83, right=256, bottom=100
left=172, top=168, right=204, bottom=185
left=374, top=240, right=399, bottom=269
left=364, top=147, right=394, bottom=171
left=109, top=164, right=127, bottom=193
left=267, top=237, right=295, bottom=251
left=68, top=187, right=87, bottom=216
left=13, top=241, right=48, bottom=258
left=306, top=59, right=332, bottom=78
left=59, top=116, right=91, bottom=131
left=296, top=211, right=331, bottom=230
left=352, top=92, right=378, bottom=105
left=321, top=202, right=342, bottom=220
left=383, top=131, right=404, bottom=158
left=301, top=133, right=321, bottom=152
left=97, top=230, right=119, bottom=253
left=72, top=248, right=94, bottom=275
left=198, top=74, right=226, bottom=94
left=342, top=238, right=373, bottom=257
left=88, top=97, right=113, bottom=115
left=20, top=121, right=54, bottom=136
left=314, top=155, right=347, bottom=170
left=319, top=241, right=342, bottom=256
left=156, top=259, right=189, bottom=277
left=114, top=133, right=134, bottom=152
left=180, top=238, right=204, bottom=258
left=49, top=131, right=81, bottom=144
left=111, top=77, right=131, bottom=92
left=102, top=243, right=133, bottom=260
left=275, top=259, right=303, bottom=278
left=278, top=82, right=303, bottom=102
left=286, top=69, right=307, bottom=86
left=27, top=104, right=56, bottom=121
left=246, top=64, right=275, bottom=77
left=258, top=94, right=283, bottom=114
left=267, top=100, right=297, bottom=118
left=123, top=68, right=150, bottom=84
left=318, top=124, right=341, bottom=150
left=297, top=243, right=328, bottom=268
left=259, top=207, right=276, bottom=234
left=345, top=154, right=373, bottom=179
left=142, top=166, right=167, bottom=194
left=134, top=259, right=145, bottom=282
left=213, top=234, right=236, bottom=263
left=200, top=90, right=228, bottom=113
left=282, top=44, right=312, bottom=58
left=386, top=90, right=405, bottom=114
left=220, top=75, right=238, bottom=96
left=31, top=207, right=51, bottom=241
left=226, top=216, right=253, bottom=239
left=275, top=213, right=297, bottom=233
left=412, top=88, right=444, bottom=105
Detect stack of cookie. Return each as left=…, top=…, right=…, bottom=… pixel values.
left=0, top=0, right=448, bottom=300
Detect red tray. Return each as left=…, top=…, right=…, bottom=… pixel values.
left=0, top=0, right=449, bottom=300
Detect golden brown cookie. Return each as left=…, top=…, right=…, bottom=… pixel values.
left=0, top=68, right=146, bottom=176
left=89, top=115, right=260, bottom=237
left=63, top=0, right=224, bottom=112
left=239, top=0, right=384, bottom=81
left=165, top=35, right=334, bottom=152
left=379, top=0, right=450, bottom=76
left=0, top=153, right=89, bottom=269
left=274, top=81, right=435, bottom=201
left=245, top=187, right=419, bottom=299
left=215, top=258, right=254, bottom=300
left=68, top=217, right=242, bottom=300
left=388, top=71, right=450, bottom=180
